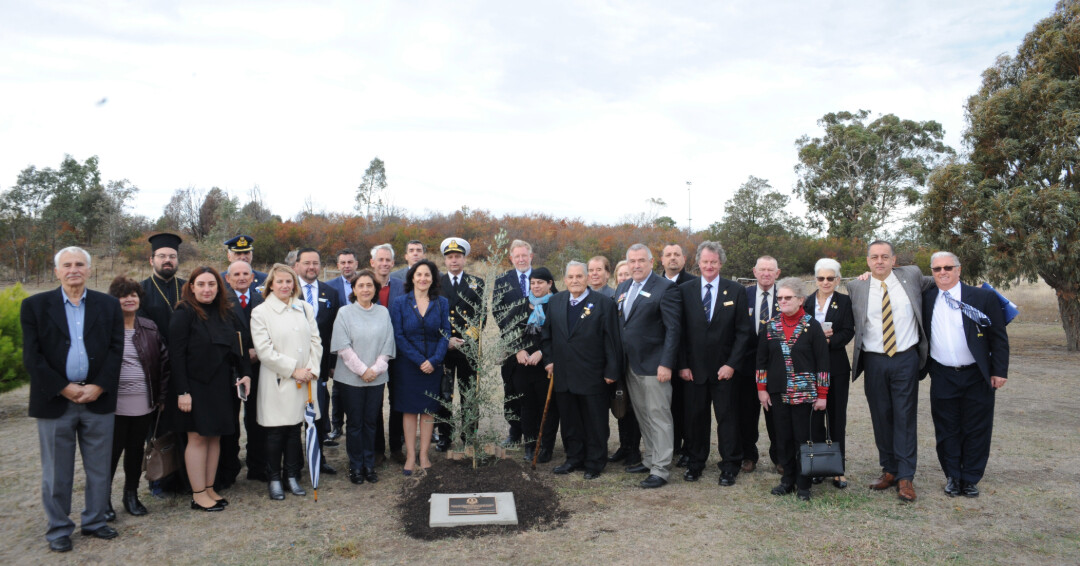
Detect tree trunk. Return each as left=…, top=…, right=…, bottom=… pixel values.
left=1056, top=284, right=1080, bottom=352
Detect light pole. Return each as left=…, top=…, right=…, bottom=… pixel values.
left=686, top=181, right=692, bottom=233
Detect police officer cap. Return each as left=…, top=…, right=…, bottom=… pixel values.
left=224, top=235, right=255, bottom=252
left=440, top=237, right=470, bottom=256
left=148, top=233, right=182, bottom=252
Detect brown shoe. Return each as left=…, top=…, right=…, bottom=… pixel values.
left=897, top=479, right=917, bottom=502
left=741, top=460, right=756, bottom=473
left=869, top=472, right=897, bottom=490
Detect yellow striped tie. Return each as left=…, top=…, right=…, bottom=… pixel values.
left=881, top=281, right=897, bottom=357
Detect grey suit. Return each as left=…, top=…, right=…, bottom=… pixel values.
left=847, top=265, right=933, bottom=482
left=389, top=266, right=408, bottom=281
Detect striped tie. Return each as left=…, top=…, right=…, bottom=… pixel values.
left=881, top=281, right=897, bottom=357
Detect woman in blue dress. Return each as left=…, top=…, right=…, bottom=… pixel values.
left=390, top=259, right=451, bottom=475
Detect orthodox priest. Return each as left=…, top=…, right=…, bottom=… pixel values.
left=138, top=233, right=184, bottom=336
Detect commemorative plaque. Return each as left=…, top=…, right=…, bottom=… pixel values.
left=448, top=496, right=498, bottom=515
left=430, top=492, right=518, bottom=527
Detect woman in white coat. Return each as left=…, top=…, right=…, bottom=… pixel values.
left=250, top=263, right=323, bottom=501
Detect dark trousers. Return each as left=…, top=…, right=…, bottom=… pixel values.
left=863, top=348, right=920, bottom=481
left=736, top=370, right=776, bottom=464
left=110, top=412, right=153, bottom=492
left=265, top=424, right=303, bottom=480
left=502, top=362, right=523, bottom=441
left=555, top=391, right=609, bottom=473
left=316, top=379, right=330, bottom=440
left=511, top=364, right=560, bottom=452
left=331, top=380, right=344, bottom=429
left=244, top=370, right=267, bottom=480
left=375, top=370, right=404, bottom=455
left=438, top=350, right=477, bottom=444
left=816, top=369, right=850, bottom=464
left=684, top=378, right=742, bottom=474
left=217, top=391, right=243, bottom=487
left=339, top=382, right=384, bottom=472
left=771, top=395, right=814, bottom=491
left=929, top=361, right=996, bottom=484
left=614, top=398, right=641, bottom=459
left=670, top=376, right=685, bottom=452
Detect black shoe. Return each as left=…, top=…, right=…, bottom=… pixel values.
left=625, top=463, right=649, bottom=474
left=583, top=470, right=601, bottom=480
left=190, top=498, right=224, bottom=512
left=676, top=454, right=690, bottom=468
left=365, top=469, right=379, bottom=483
left=608, top=447, right=629, bottom=463
left=322, top=437, right=340, bottom=447
left=327, top=426, right=343, bottom=441
left=268, top=480, right=285, bottom=500
left=349, top=469, right=365, bottom=485
left=640, top=474, right=667, bottom=488
left=320, top=462, right=337, bottom=475
left=771, top=483, right=795, bottom=496
left=719, top=472, right=736, bottom=487
left=944, top=477, right=961, bottom=497
left=811, top=476, right=824, bottom=485
left=797, top=489, right=812, bottom=501
left=623, top=452, right=643, bottom=467
left=49, top=536, right=72, bottom=552
left=523, top=447, right=535, bottom=462
left=553, top=462, right=581, bottom=475
left=961, top=481, right=980, bottom=498
left=832, top=477, right=848, bottom=489
left=104, top=502, right=116, bottom=522
left=287, top=477, right=307, bottom=496
left=122, top=490, right=148, bottom=516
left=82, top=524, right=120, bottom=539
left=683, top=469, right=701, bottom=482
left=537, top=448, right=553, bottom=463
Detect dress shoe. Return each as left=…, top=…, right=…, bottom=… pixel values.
left=365, top=469, right=379, bottom=483
left=537, top=448, right=553, bottom=464
left=625, top=463, right=649, bottom=474
left=322, top=436, right=340, bottom=447
left=349, top=470, right=365, bottom=485
left=741, top=460, right=757, bottom=473
left=770, top=483, right=795, bottom=496
left=553, top=462, right=581, bottom=475
left=640, top=474, right=667, bottom=488
left=327, top=426, right=343, bottom=441
left=104, top=502, right=116, bottom=522
left=869, top=471, right=897, bottom=491
left=897, top=479, right=917, bottom=502
left=944, top=477, right=961, bottom=497
left=49, top=535, right=72, bottom=552
left=832, top=477, right=848, bottom=489
left=811, top=476, right=824, bottom=485
left=190, top=498, right=224, bottom=512
left=268, top=480, right=285, bottom=500
left=210, top=495, right=228, bottom=507
left=961, top=481, right=980, bottom=498
left=523, top=447, right=535, bottom=462
left=123, top=490, right=148, bottom=516
left=676, top=454, right=690, bottom=468
left=797, top=489, right=812, bottom=502
left=719, top=472, right=736, bottom=487
left=287, top=477, right=307, bottom=496
left=683, top=469, right=701, bottom=482
left=320, top=462, right=337, bottom=475
left=583, top=470, right=601, bottom=480
left=623, top=452, right=643, bottom=467
left=608, top=447, right=629, bottom=463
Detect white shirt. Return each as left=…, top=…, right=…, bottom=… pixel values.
left=754, top=285, right=774, bottom=335
left=813, top=293, right=832, bottom=326
left=930, top=282, right=976, bottom=367
left=862, top=272, right=918, bottom=354
left=701, top=276, right=720, bottom=320
left=234, top=288, right=250, bottom=305
left=665, top=272, right=680, bottom=283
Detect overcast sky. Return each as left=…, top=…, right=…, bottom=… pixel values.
left=0, top=0, right=1057, bottom=232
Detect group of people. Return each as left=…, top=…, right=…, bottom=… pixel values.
left=22, top=234, right=1009, bottom=553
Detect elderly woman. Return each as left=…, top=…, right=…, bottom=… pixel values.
left=508, top=267, right=560, bottom=463
left=614, top=260, right=631, bottom=286
left=106, top=276, right=169, bottom=519
left=804, top=258, right=856, bottom=489
left=250, top=263, right=323, bottom=500
left=757, top=277, right=829, bottom=501
left=390, top=259, right=451, bottom=475
left=170, top=267, right=252, bottom=512
left=331, top=269, right=396, bottom=485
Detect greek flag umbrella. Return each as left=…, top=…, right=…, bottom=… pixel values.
left=304, top=381, right=321, bottom=501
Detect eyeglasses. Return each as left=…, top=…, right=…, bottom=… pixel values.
left=775, top=295, right=798, bottom=302
left=931, top=265, right=958, bottom=273
left=153, top=254, right=178, bottom=260
left=816, top=276, right=836, bottom=282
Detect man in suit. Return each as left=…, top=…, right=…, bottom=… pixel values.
left=22, top=246, right=124, bottom=552
left=493, top=239, right=535, bottom=445
left=660, top=243, right=694, bottom=461
left=370, top=243, right=406, bottom=463
left=660, top=244, right=695, bottom=286
left=677, top=241, right=754, bottom=486
left=224, top=261, right=266, bottom=482
left=324, top=248, right=359, bottom=441
left=848, top=240, right=934, bottom=502
left=737, top=256, right=782, bottom=473
left=224, top=235, right=268, bottom=292
left=594, top=254, right=640, bottom=465
left=436, top=237, right=484, bottom=451
left=614, top=244, right=682, bottom=488
left=390, top=240, right=425, bottom=281
left=294, top=248, right=340, bottom=474
left=923, top=251, right=1008, bottom=498
left=541, top=261, right=622, bottom=479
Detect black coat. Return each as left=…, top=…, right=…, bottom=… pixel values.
left=493, top=269, right=531, bottom=331
left=739, top=284, right=783, bottom=375
left=440, top=271, right=485, bottom=341
left=22, top=288, right=124, bottom=418
left=922, top=283, right=1009, bottom=383
left=676, top=277, right=754, bottom=385
left=803, top=292, right=856, bottom=382
left=541, top=291, right=622, bottom=395
left=613, top=274, right=682, bottom=375
left=302, top=280, right=340, bottom=381
left=756, top=315, right=830, bottom=398
left=168, top=304, right=252, bottom=396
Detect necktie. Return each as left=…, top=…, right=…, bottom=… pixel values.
left=881, top=281, right=897, bottom=357
left=625, top=281, right=641, bottom=320
left=942, top=290, right=991, bottom=327
left=305, top=284, right=315, bottom=309
left=453, top=276, right=460, bottom=290
left=758, top=290, right=769, bottom=334
left=703, top=283, right=713, bottom=323
left=240, top=293, right=247, bottom=309
left=519, top=272, right=527, bottom=297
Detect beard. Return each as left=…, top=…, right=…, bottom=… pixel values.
left=156, top=265, right=177, bottom=279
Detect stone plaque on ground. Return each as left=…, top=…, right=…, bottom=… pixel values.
left=429, top=492, right=518, bottom=527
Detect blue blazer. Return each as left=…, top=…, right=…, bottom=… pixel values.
left=324, top=275, right=351, bottom=306
left=390, top=293, right=451, bottom=367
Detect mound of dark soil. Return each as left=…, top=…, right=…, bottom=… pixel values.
left=398, top=457, right=567, bottom=540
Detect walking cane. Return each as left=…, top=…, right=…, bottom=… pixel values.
left=532, top=370, right=555, bottom=470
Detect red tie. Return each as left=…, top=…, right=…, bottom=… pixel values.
left=240, top=294, right=247, bottom=309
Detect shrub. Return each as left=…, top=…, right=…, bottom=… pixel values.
left=0, top=284, right=30, bottom=393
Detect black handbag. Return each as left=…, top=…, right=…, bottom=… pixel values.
left=798, top=410, right=844, bottom=478
left=610, top=381, right=628, bottom=419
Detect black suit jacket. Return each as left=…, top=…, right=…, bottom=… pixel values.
left=803, top=291, right=856, bottom=381
left=22, top=288, right=124, bottom=418
left=922, top=283, right=1009, bottom=383
left=738, top=284, right=783, bottom=374
left=658, top=269, right=696, bottom=287
left=541, top=291, right=622, bottom=395
left=614, top=274, right=682, bottom=375
left=677, top=277, right=754, bottom=385
left=228, top=289, right=264, bottom=356
left=305, top=280, right=340, bottom=380
left=440, top=271, right=485, bottom=341
left=494, top=269, right=531, bottom=331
